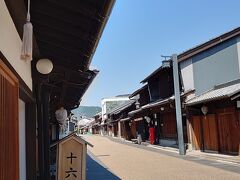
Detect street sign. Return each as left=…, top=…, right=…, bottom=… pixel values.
left=54, top=133, right=93, bottom=180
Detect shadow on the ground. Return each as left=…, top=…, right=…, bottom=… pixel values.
left=87, top=154, right=121, bottom=180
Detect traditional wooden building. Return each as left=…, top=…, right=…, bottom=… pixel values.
left=128, top=61, right=188, bottom=146
left=92, top=112, right=102, bottom=134
left=1, top=0, right=115, bottom=179
left=108, top=100, right=136, bottom=139
left=128, top=85, right=150, bottom=141
left=101, top=94, right=130, bottom=136
left=178, top=27, right=240, bottom=155
left=128, top=27, right=240, bottom=153
left=1, top=1, right=36, bottom=179
left=141, top=62, right=178, bottom=145
left=186, top=80, right=240, bottom=154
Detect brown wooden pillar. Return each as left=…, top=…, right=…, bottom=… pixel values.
left=0, top=60, right=19, bottom=180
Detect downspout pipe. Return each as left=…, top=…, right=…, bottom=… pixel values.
left=42, top=84, right=50, bottom=180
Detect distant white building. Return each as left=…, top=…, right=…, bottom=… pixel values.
left=77, top=118, right=94, bottom=127
left=77, top=118, right=95, bottom=134
left=101, top=94, right=130, bottom=121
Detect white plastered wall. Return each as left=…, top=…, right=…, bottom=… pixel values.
left=0, top=0, right=32, bottom=90
left=237, top=37, right=240, bottom=74
left=101, top=97, right=129, bottom=120
left=179, top=58, right=194, bottom=92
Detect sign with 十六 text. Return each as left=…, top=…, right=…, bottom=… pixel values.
left=57, top=135, right=87, bottom=180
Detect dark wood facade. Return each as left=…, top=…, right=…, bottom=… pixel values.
left=121, top=120, right=134, bottom=140
left=189, top=100, right=240, bottom=155
left=92, top=113, right=102, bottom=134
left=0, top=59, right=19, bottom=180
left=127, top=66, right=181, bottom=144
left=110, top=102, right=136, bottom=140
left=144, top=68, right=174, bottom=102
left=0, top=50, right=37, bottom=180
left=140, top=65, right=180, bottom=144
left=161, top=112, right=177, bottom=139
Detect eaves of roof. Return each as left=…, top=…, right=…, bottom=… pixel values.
left=186, top=79, right=240, bottom=106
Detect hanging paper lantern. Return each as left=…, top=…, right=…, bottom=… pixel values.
left=144, top=116, right=151, bottom=123
left=36, top=59, right=53, bottom=74
left=201, top=105, right=208, bottom=116
left=55, top=107, right=68, bottom=126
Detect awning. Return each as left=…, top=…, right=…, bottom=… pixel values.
left=108, top=100, right=136, bottom=115
left=128, top=90, right=193, bottom=117
left=109, top=119, right=120, bottom=123
left=6, top=0, right=116, bottom=111
left=141, top=96, right=174, bottom=109
left=134, top=117, right=143, bottom=122
left=186, top=80, right=240, bottom=106
left=128, top=108, right=142, bottom=117
left=128, top=96, right=174, bottom=117
left=120, top=117, right=130, bottom=122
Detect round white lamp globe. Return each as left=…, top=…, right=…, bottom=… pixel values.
left=36, top=58, right=53, bottom=74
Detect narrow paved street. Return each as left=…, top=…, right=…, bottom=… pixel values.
left=84, top=135, right=240, bottom=180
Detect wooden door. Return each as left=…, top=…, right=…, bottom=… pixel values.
left=218, top=113, right=232, bottom=153
left=161, top=112, right=177, bottom=139
left=191, top=116, right=202, bottom=150
left=0, top=60, right=19, bottom=180
left=202, top=114, right=218, bottom=152
left=218, top=113, right=239, bottom=154
left=130, top=121, right=137, bottom=138
left=233, top=113, right=240, bottom=154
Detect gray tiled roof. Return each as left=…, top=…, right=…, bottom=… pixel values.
left=186, top=80, right=240, bottom=106
left=108, top=100, right=136, bottom=115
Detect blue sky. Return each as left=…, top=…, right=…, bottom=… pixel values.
left=81, top=0, right=240, bottom=106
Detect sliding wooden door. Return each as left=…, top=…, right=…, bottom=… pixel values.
left=161, top=112, right=177, bottom=139
left=0, top=60, right=19, bottom=180
left=202, top=114, right=218, bottom=152
left=191, top=115, right=218, bottom=151
left=191, top=116, right=202, bottom=150
left=218, top=112, right=240, bottom=154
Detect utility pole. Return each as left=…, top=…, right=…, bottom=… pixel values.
left=172, top=54, right=186, bottom=155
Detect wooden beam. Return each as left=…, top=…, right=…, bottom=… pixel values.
left=45, top=0, right=100, bottom=20
left=63, top=80, right=89, bottom=88
left=30, top=2, right=98, bottom=32
left=37, top=39, right=90, bottom=59
left=35, top=0, right=103, bottom=22
left=38, top=46, right=87, bottom=67
left=59, top=72, right=69, bottom=105
left=53, top=65, right=93, bottom=79
left=33, top=28, right=95, bottom=50
left=32, top=19, right=96, bottom=46
left=42, top=86, right=51, bottom=179
left=25, top=103, right=37, bottom=180
left=50, top=97, right=81, bottom=111
left=53, top=60, right=87, bottom=73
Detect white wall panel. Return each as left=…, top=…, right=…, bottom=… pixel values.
left=0, top=0, right=32, bottom=90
